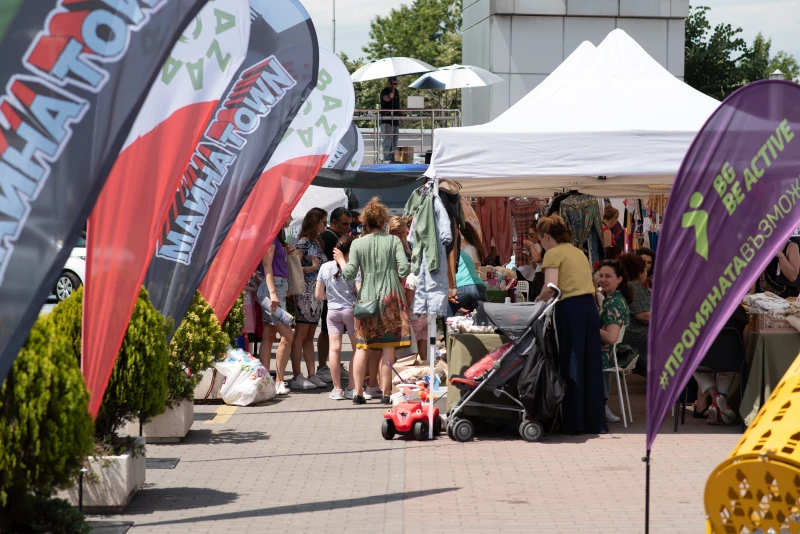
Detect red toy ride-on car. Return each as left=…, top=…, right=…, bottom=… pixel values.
left=382, top=401, right=442, bottom=441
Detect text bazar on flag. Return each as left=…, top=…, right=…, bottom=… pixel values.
left=156, top=57, right=296, bottom=266
left=0, top=0, right=171, bottom=285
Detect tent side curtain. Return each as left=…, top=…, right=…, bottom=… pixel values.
left=312, top=164, right=429, bottom=189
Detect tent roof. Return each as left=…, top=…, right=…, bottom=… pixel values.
left=426, top=29, right=720, bottom=197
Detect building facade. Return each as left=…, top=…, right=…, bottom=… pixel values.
left=461, top=0, right=689, bottom=125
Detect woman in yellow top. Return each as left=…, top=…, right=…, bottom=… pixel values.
left=535, top=215, right=606, bottom=435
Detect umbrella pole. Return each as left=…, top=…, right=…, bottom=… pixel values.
left=428, top=313, right=436, bottom=439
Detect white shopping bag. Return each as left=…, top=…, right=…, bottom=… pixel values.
left=215, top=348, right=276, bottom=406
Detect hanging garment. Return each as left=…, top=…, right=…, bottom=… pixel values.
left=559, top=194, right=604, bottom=254
left=510, top=198, right=547, bottom=267
left=438, top=183, right=463, bottom=292
left=410, top=195, right=452, bottom=316
left=404, top=184, right=440, bottom=275
left=473, top=198, right=492, bottom=261
left=461, top=197, right=482, bottom=241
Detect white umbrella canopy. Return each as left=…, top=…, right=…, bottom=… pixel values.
left=410, top=64, right=504, bottom=90
left=351, top=57, right=437, bottom=82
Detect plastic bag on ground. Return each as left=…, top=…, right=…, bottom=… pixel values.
left=215, top=348, right=276, bottom=406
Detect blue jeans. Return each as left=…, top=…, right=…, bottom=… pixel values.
left=452, top=284, right=487, bottom=314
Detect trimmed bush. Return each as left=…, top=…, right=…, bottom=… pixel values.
left=168, top=291, right=230, bottom=404
left=221, top=292, right=245, bottom=346
left=51, top=286, right=170, bottom=439
left=0, top=315, right=93, bottom=520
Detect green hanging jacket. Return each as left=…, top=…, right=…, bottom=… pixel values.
left=404, top=189, right=438, bottom=275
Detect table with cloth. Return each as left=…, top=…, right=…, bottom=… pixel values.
left=740, top=331, right=800, bottom=425
left=446, top=332, right=519, bottom=420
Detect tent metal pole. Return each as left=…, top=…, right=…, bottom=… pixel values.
left=428, top=313, right=436, bottom=439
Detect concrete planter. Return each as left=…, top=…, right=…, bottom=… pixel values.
left=193, top=367, right=223, bottom=402
left=125, top=399, right=194, bottom=443
left=59, top=436, right=146, bottom=514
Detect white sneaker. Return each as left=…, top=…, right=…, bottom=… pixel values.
left=275, top=381, right=290, bottom=395
left=365, top=386, right=382, bottom=398
left=329, top=388, right=346, bottom=400
left=605, top=405, right=621, bottom=423
left=289, top=374, right=316, bottom=390
left=316, top=365, right=333, bottom=383
left=308, top=374, right=327, bottom=388
left=344, top=389, right=354, bottom=400
left=362, top=390, right=374, bottom=400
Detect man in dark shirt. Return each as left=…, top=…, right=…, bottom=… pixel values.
left=316, top=207, right=353, bottom=383
left=380, top=76, right=400, bottom=162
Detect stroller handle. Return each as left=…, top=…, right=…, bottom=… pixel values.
left=546, top=283, right=562, bottom=301
left=540, top=283, right=562, bottom=319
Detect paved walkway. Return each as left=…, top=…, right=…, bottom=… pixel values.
left=100, top=347, right=740, bottom=533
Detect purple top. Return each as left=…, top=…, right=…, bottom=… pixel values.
left=271, top=238, right=288, bottom=279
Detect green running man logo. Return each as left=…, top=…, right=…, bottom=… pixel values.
left=682, top=192, right=709, bottom=261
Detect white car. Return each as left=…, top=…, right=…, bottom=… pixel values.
left=54, top=233, right=86, bottom=302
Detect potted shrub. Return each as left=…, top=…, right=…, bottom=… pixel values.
left=128, top=291, right=230, bottom=441
left=52, top=286, right=170, bottom=513
left=221, top=292, right=245, bottom=347
left=0, top=314, right=94, bottom=533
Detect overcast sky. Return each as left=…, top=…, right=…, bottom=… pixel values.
left=301, top=0, right=800, bottom=65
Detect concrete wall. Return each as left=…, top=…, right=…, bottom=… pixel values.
left=461, top=0, right=689, bottom=125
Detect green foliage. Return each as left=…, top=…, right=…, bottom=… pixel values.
left=685, top=6, right=800, bottom=99
left=168, top=292, right=230, bottom=404
left=51, top=286, right=170, bottom=438
left=221, top=292, right=245, bottom=347
left=684, top=6, right=747, bottom=99
left=9, top=495, right=89, bottom=534
left=0, top=315, right=93, bottom=515
left=344, top=0, right=463, bottom=113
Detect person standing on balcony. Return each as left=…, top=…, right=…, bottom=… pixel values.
left=380, top=76, right=401, bottom=163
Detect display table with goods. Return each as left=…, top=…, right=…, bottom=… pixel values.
left=740, top=330, right=800, bottom=425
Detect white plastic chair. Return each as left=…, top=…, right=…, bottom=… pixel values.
left=603, top=326, right=638, bottom=427
left=516, top=280, right=530, bottom=302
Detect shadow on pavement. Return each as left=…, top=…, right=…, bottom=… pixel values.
left=130, top=488, right=458, bottom=527
left=184, top=429, right=269, bottom=445
left=117, top=487, right=238, bottom=514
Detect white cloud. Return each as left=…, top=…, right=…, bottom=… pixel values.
left=301, top=0, right=404, bottom=58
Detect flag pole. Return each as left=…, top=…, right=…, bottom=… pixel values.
left=643, top=449, right=651, bottom=534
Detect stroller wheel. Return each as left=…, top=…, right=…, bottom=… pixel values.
left=413, top=420, right=429, bottom=441
left=381, top=419, right=396, bottom=440
left=446, top=420, right=455, bottom=440
left=452, top=419, right=474, bottom=442
left=520, top=420, right=543, bottom=442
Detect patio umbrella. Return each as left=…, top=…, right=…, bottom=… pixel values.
left=351, top=57, right=437, bottom=82
left=410, top=64, right=504, bottom=90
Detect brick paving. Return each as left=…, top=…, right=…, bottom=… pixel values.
left=98, top=342, right=740, bottom=534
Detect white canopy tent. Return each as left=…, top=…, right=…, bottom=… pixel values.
left=425, top=29, right=720, bottom=197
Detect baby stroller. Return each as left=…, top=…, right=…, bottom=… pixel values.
left=447, top=284, right=564, bottom=442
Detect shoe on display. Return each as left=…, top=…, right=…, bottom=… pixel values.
left=352, top=394, right=367, bottom=405
left=275, top=382, right=290, bottom=395
left=344, top=389, right=354, bottom=400
left=365, top=386, right=382, bottom=398
left=316, top=365, right=332, bottom=383
left=308, top=374, right=327, bottom=388
left=604, top=405, right=620, bottom=423
left=329, top=388, right=346, bottom=400
left=289, top=374, right=316, bottom=390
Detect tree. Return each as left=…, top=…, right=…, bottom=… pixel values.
left=769, top=51, right=800, bottom=82
left=684, top=6, right=747, bottom=99
left=739, top=32, right=771, bottom=85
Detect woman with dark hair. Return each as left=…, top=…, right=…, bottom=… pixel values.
left=535, top=215, right=606, bottom=434
left=335, top=197, right=411, bottom=405
left=257, top=218, right=295, bottom=396
left=451, top=226, right=488, bottom=314
left=602, top=206, right=620, bottom=248
left=619, top=253, right=650, bottom=376
left=596, top=259, right=633, bottom=423
left=636, top=247, right=655, bottom=289
left=315, top=235, right=359, bottom=400
left=290, top=207, right=328, bottom=390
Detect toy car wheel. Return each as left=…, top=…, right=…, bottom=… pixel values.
left=452, top=419, right=474, bottom=442
left=520, top=420, right=543, bottom=442
left=433, top=416, right=442, bottom=436
left=413, top=420, right=429, bottom=441
left=381, top=419, right=396, bottom=440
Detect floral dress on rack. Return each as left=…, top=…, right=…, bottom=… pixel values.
left=600, top=290, right=630, bottom=369
left=294, top=237, right=327, bottom=324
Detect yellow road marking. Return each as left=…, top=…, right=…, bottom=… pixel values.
left=204, top=405, right=237, bottom=425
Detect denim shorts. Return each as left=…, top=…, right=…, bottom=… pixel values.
left=257, top=277, right=289, bottom=326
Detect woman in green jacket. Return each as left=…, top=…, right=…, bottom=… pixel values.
left=334, top=197, right=411, bottom=405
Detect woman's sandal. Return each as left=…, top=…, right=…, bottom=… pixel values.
left=693, top=404, right=710, bottom=419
